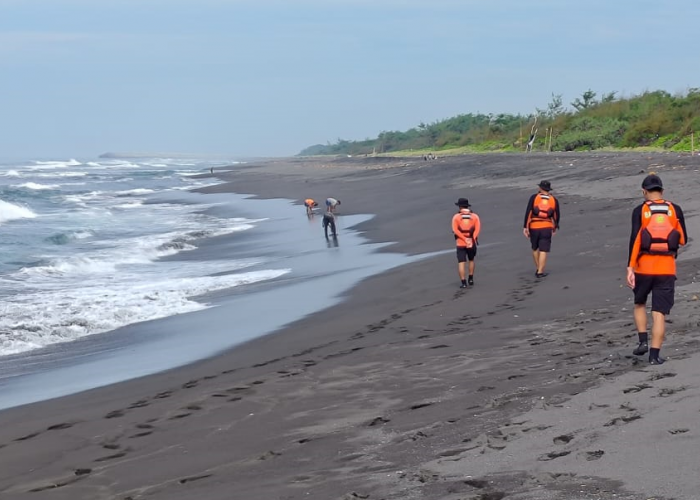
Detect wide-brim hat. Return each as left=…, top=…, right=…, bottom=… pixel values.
left=538, top=180, right=552, bottom=191
left=455, top=197, right=471, bottom=207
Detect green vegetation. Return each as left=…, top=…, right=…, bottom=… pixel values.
left=299, top=89, right=700, bottom=156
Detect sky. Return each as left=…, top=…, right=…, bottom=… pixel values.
left=0, top=0, right=698, bottom=160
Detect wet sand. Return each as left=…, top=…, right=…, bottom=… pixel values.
left=1, top=152, right=700, bottom=499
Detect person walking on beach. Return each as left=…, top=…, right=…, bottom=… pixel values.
left=452, top=198, right=481, bottom=288
left=523, top=180, right=560, bottom=278
left=627, top=174, right=687, bottom=365
left=304, top=198, right=318, bottom=215
left=326, top=197, right=341, bottom=213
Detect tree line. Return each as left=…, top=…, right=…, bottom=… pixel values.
left=298, top=89, right=700, bottom=156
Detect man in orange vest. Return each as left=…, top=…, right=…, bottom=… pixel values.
left=452, top=198, right=481, bottom=288
left=523, top=180, right=560, bottom=278
left=627, top=174, right=687, bottom=364
left=304, top=198, right=318, bottom=215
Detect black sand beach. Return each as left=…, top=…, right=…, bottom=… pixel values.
left=2, top=152, right=700, bottom=499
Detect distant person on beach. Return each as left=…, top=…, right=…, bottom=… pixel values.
left=627, top=174, right=687, bottom=365
left=322, top=212, right=337, bottom=239
left=304, top=198, right=318, bottom=215
left=452, top=198, right=481, bottom=288
left=326, top=197, right=341, bottom=213
left=523, top=180, right=560, bottom=278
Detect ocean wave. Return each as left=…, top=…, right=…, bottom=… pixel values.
left=36, top=171, right=87, bottom=178
left=45, top=230, right=95, bottom=245
left=16, top=182, right=59, bottom=190
left=116, top=188, right=155, bottom=196
left=33, top=159, right=82, bottom=168
left=0, top=268, right=291, bottom=356
left=115, top=201, right=144, bottom=209
left=0, top=199, right=37, bottom=224
left=19, top=221, right=256, bottom=278
left=64, top=191, right=104, bottom=204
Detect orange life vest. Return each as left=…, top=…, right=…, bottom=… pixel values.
left=456, top=211, right=476, bottom=248
left=640, top=201, right=681, bottom=256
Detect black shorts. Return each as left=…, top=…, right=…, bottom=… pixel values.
left=456, top=247, right=477, bottom=262
left=530, top=228, right=552, bottom=252
left=633, top=274, right=676, bottom=315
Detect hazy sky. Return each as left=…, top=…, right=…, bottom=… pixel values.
left=1, top=0, right=697, bottom=159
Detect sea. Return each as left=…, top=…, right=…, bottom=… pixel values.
left=0, top=156, right=418, bottom=410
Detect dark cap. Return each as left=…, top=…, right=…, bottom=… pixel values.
left=455, top=197, right=470, bottom=208
left=642, top=174, right=663, bottom=191
left=538, top=180, right=552, bottom=191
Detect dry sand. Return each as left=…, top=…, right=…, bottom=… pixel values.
left=1, top=152, right=700, bottom=500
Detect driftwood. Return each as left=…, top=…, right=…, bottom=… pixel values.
left=526, top=116, right=538, bottom=152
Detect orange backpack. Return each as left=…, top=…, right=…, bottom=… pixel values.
left=456, top=212, right=476, bottom=248
left=531, top=193, right=556, bottom=221
left=640, top=201, right=681, bottom=255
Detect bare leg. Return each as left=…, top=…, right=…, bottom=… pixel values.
left=537, top=251, right=548, bottom=274
left=633, top=304, right=648, bottom=334
left=531, top=250, right=539, bottom=269
left=468, top=260, right=475, bottom=276
left=458, top=262, right=466, bottom=281
left=650, top=311, right=666, bottom=349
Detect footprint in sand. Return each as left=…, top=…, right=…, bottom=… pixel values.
left=47, top=422, right=76, bottom=431
left=438, top=447, right=470, bottom=458
left=168, top=413, right=192, bottom=420
left=105, top=409, right=126, bottom=419
left=179, top=473, right=213, bottom=484
left=409, top=401, right=435, bottom=410
left=622, top=383, right=652, bottom=394
left=553, top=434, right=573, bottom=445
left=464, top=478, right=489, bottom=489
left=258, top=450, right=281, bottom=460
left=538, top=450, right=571, bottom=461
left=657, top=386, right=688, bottom=397
left=604, top=414, right=642, bottom=426
left=14, top=431, right=41, bottom=442
left=584, top=450, right=605, bottom=461
left=668, top=429, right=689, bottom=435
left=367, top=416, right=390, bottom=427
left=253, top=357, right=283, bottom=367
left=94, top=450, right=128, bottom=462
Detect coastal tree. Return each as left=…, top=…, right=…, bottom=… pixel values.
left=571, top=89, right=598, bottom=111
left=537, top=93, right=565, bottom=119
left=601, top=91, right=618, bottom=103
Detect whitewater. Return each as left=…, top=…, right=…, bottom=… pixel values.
left=0, top=157, right=289, bottom=356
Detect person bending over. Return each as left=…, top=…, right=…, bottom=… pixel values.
left=304, top=198, right=318, bottom=215
left=326, top=197, right=341, bottom=213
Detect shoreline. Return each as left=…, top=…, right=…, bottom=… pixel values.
left=2, top=152, right=700, bottom=499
